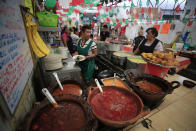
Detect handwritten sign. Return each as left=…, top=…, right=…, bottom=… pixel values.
left=0, top=0, right=33, bottom=114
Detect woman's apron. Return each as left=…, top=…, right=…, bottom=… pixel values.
left=78, top=39, right=95, bottom=80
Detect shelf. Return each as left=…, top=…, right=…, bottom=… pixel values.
left=37, top=26, right=61, bottom=32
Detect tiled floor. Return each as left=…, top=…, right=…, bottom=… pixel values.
left=124, top=74, right=196, bottom=131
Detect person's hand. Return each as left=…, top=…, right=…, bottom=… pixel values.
left=73, top=52, right=78, bottom=56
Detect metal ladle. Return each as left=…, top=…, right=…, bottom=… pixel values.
left=112, top=73, right=116, bottom=86
left=53, top=72, right=63, bottom=90
left=95, top=79, right=103, bottom=94
left=42, top=88, right=65, bottom=109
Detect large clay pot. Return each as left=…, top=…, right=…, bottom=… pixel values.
left=125, top=71, right=180, bottom=106
left=48, top=80, right=83, bottom=97
left=87, top=86, right=150, bottom=128
left=22, top=95, right=97, bottom=131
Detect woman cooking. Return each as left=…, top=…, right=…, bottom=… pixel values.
left=74, top=25, right=97, bottom=86
left=134, top=27, right=163, bottom=55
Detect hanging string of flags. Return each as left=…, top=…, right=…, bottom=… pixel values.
left=55, top=0, right=195, bottom=28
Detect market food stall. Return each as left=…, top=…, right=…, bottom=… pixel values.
left=1, top=0, right=196, bottom=131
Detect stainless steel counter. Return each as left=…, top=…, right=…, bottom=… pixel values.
left=40, top=53, right=81, bottom=88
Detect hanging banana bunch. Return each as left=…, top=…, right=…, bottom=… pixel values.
left=25, top=15, right=50, bottom=58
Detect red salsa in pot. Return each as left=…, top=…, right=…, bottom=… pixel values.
left=90, top=88, right=138, bottom=121
left=136, top=81, right=163, bottom=93
left=31, top=101, right=86, bottom=131
left=52, top=84, right=82, bottom=96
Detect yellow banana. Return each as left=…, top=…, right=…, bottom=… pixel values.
left=25, top=15, right=46, bottom=57
left=31, top=24, right=50, bottom=55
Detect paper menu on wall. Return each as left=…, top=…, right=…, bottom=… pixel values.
left=0, top=0, right=33, bottom=114
left=160, top=23, right=171, bottom=34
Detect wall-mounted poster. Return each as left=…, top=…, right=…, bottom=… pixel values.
left=0, top=0, right=33, bottom=114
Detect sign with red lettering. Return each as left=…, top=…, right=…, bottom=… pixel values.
left=0, top=0, right=33, bottom=114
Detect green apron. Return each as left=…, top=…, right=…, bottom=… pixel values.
left=78, top=39, right=95, bottom=80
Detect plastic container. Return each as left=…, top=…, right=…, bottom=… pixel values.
left=58, top=47, right=68, bottom=57
left=36, top=11, right=58, bottom=27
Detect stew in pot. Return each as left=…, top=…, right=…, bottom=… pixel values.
left=52, top=84, right=82, bottom=96
left=136, top=81, right=162, bottom=93
left=90, top=88, right=138, bottom=121
left=31, top=101, right=86, bottom=131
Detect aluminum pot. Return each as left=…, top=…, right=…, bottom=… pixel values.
left=21, top=94, right=98, bottom=131
left=87, top=86, right=150, bottom=128
left=105, top=43, right=122, bottom=51
left=126, top=56, right=147, bottom=71
left=125, top=72, right=180, bottom=106
left=106, top=50, right=115, bottom=60
left=112, top=51, right=130, bottom=67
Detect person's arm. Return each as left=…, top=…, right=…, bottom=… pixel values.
left=133, top=48, right=139, bottom=55
left=86, top=41, right=97, bottom=59
left=62, top=34, right=68, bottom=47
left=154, top=41, right=163, bottom=52
left=73, top=51, right=78, bottom=56
left=86, top=49, right=97, bottom=59
left=133, top=39, right=144, bottom=55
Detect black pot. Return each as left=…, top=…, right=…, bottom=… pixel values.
left=125, top=72, right=180, bottom=106
left=98, top=70, right=114, bottom=80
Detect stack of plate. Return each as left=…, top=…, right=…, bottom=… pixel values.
left=44, top=54, right=64, bottom=70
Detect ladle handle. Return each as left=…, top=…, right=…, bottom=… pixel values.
left=95, top=79, right=103, bottom=93
left=114, top=73, right=116, bottom=85
left=53, top=72, right=63, bottom=90
left=42, top=88, right=58, bottom=107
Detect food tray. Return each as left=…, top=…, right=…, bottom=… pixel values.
left=141, top=55, right=178, bottom=68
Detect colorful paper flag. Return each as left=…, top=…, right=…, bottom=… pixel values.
left=96, top=12, right=100, bottom=16
left=116, top=18, right=119, bottom=23
left=183, top=18, right=188, bottom=24
left=106, top=7, right=109, bottom=12
left=141, top=8, right=144, bottom=14
left=68, top=17, right=72, bottom=22
left=109, top=10, right=114, bottom=17
left=156, top=0, right=159, bottom=6
left=148, top=7, right=151, bottom=14
left=101, top=14, right=107, bottom=18
left=126, top=9, right=129, bottom=15
left=139, top=0, right=142, bottom=8
left=123, top=3, right=126, bottom=9
left=194, top=8, right=196, bottom=16
left=89, top=3, right=94, bottom=8
left=115, top=2, right=118, bottom=8
left=153, top=24, right=161, bottom=32
left=110, top=5, right=112, bottom=10
left=91, top=22, right=95, bottom=27
left=80, top=13, right=83, bottom=17
left=131, top=1, right=134, bottom=8
left=83, top=11, right=87, bottom=15
left=117, top=8, right=120, bottom=14
left=136, top=13, right=139, bottom=19
left=146, top=0, right=149, bottom=7
left=106, top=17, right=110, bottom=22
left=74, top=9, right=80, bottom=14
left=175, top=4, right=181, bottom=13
left=187, top=20, right=193, bottom=27
left=160, top=23, right=171, bottom=34
left=125, top=19, right=128, bottom=24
